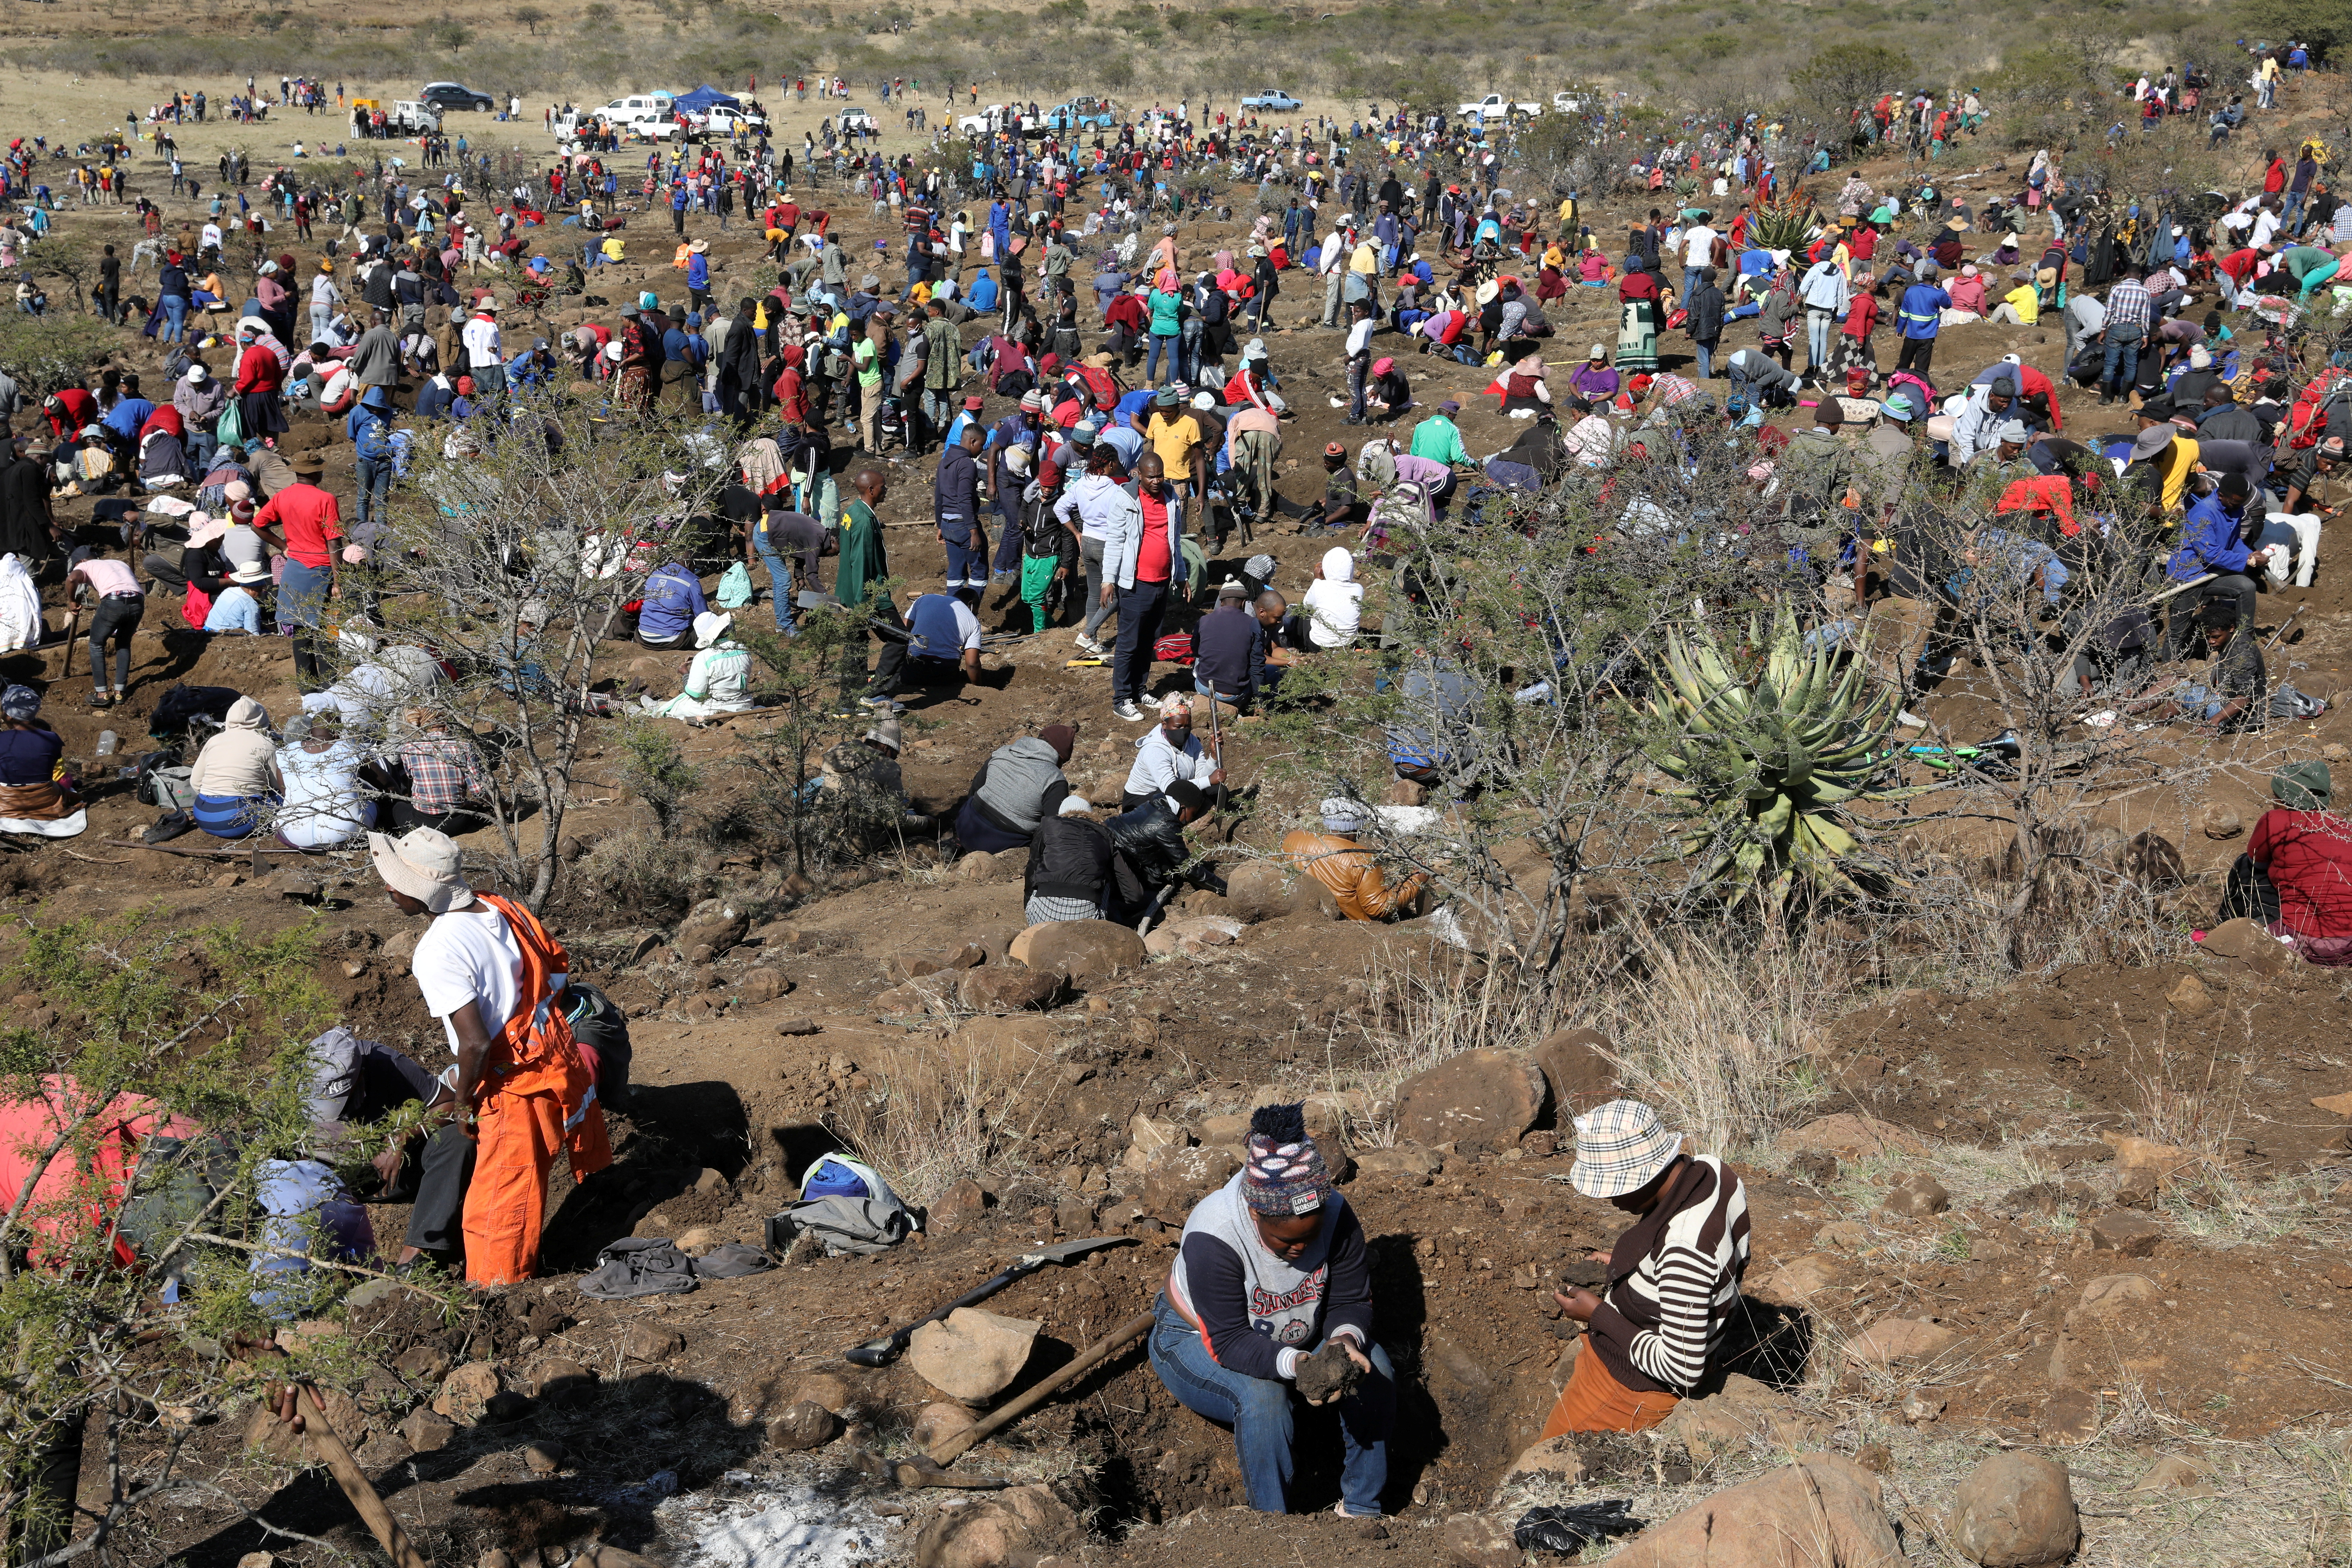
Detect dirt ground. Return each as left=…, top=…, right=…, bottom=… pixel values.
left=9, top=57, right=2352, bottom=1568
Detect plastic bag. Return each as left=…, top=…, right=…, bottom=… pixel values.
left=1512, top=1500, right=1644, bottom=1554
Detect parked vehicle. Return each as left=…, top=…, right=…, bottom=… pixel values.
left=390, top=99, right=443, bottom=133
left=1552, top=92, right=1584, bottom=113
left=688, top=104, right=768, bottom=136
left=1041, top=96, right=1117, bottom=132
left=838, top=105, right=878, bottom=134
left=421, top=82, right=496, bottom=112
left=1241, top=89, right=1303, bottom=111
left=1458, top=93, right=1542, bottom=119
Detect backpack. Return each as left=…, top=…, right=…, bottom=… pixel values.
left=1153, top=631, right=1195, bottom=665
left=561, top=980, right=633, bottom=1099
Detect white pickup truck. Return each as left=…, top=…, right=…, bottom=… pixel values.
left=1458, top=94, right=1542, bottom=120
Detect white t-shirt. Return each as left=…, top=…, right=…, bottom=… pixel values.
left=275, top=738, right=375, bottom=849
left=411, top=904, right=524, bottom=1059
left=1302, top=578, right=1363, bottom=648
left=1682, top=224, right=1718, bottom=267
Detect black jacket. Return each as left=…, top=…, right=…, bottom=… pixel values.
left=1105, top=795, right=1221, bottom=905
left=1024, top=813, right=1113, bottom=905
left=1686, top=281, right=1726, bottom=344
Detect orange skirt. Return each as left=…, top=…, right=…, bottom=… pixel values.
left=1538, top=1339, right=1681, bottom=1438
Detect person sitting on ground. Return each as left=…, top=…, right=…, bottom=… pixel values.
left=1106, top=777, right=1225, bottom=919
left=1122, top=693, right=1223, bottom=810
left=1152, top=1101, right=1392, bottom=1518
left=191, top=695, right=283, bottom=838
left=1298, top=441, right=1366, bottom=532
left=1279, top=798, right=1427, bottom=921
left=2220, top=760, right=2352, bottom=964
left=1302, top=546, right=1363, bottom=648
left=274, top=713, right=385, bottom=851
left=635, top=558, right=707, bottom=648
left=952, top=723, right=1075, bottom=854
left=1022, top=793, right=1114, bottom=925
left=1194, top=581, right=1265, bottom=709
left=1538, top=1098, right=1751, bottom=1436
left=822, top=718, right=908, bottom=804
left=2134, top=597, right=2267, bottom=730
left=203, top=562, right=273, bottom=633
left=0, top=685, right=78, bottom=836
left=390, top=707, right=490, bottom=833
left=641, top=611, right=754, bottom=722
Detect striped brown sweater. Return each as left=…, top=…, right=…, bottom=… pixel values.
left=1586, top=1156, right=1751, bottom=1395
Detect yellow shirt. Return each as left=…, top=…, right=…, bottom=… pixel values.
left=2000, top=284, right=2039, bottom=323
left=1349, top=241, right=1379, bottom=275
left=1145, top=412, right=1203, bottom=479
left=601, top=236, right=625, bottom=262
left=2160, top=436, right=2198, bottom=512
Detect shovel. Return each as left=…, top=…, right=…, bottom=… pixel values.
left=841, top=1234, right=1135, bottom=1367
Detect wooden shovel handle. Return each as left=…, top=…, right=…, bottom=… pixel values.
left=925, top=1311, right=1154, bottom=1467
left=287, top=1382, right=430, bottom=1568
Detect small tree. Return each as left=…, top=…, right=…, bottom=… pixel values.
left=372, top=394, right=727, bottom=910
left=1787, top=42, right=1917, bottom=147
left=0, top=313, right=113, bottom=393
left=514, top=2, right=546, bottom=31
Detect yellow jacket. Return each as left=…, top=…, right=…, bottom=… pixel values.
left=1280, top=830, right=1423, bottom=920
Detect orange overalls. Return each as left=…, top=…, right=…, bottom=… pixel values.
left=463, top=895, right=613, bottom=1286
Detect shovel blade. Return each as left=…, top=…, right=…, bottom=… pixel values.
left=1027, top=1234, right=1137, bottom=1265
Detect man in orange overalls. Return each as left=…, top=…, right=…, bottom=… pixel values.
left=371, top=827, right=611, bottom=1286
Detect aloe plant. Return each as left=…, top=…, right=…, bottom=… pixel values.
left=1745, top=205, right=1816, bottom=256
left=1645, top=606, right=1918, bottom=911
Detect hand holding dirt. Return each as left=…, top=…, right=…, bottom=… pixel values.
left=1295, top=1340, right=1364, bottom=1405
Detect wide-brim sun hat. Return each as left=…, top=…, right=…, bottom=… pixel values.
left=368, top=827, right=476, bottom=914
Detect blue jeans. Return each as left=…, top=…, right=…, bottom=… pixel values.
left=160, top=294, right=188, bottom=343
left=356, top=455, right=391, bottom=532
left=1112, top=579, right=1168, bottom=703
left=279, top=559, right=331, bottom=631
left=1694, top=338, right=1716, bottom=381
left=1148, top=1297, right=1394, bottom=1515
left=1146, top=332, right=1177, bottom=385
left=2102, top=331, right=2142, bottom=394
left=755, top=541, right=796, bottom=632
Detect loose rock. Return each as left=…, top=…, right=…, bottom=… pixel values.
left=1881, top=1175, right=1951, bottom=1217
left=676, top=899, right=750, bottom=958
left=523, top=1439, right=566, bottom=1474
left=1951, top=1453, right=2080, bottom=1567
left=958, top=966, right=1067, bottom=1012
left=911, top=1483, right=1078, bottom=1568
left=432, top=1362, right=502, bottom=1423
left=623, top=1323, right=687, bottom=1362
left=1610, top=1455, right=1900, bottom=1568
left=1843, top=1317, right=1959, bottom=1366
left=1528, top=1027, right=1617, bottom=1116
left=908, top=1307, right=1039, bottom=1405
left=1293, top=1341, right=1362, bottom=1404
left=1008, top=920, right=1147, bottom=983
left=1393, top=1048, right=1548, bottom=1152
left=766, top=1400, right=839, bottom=1451
left=2088, top=1210, right=2162, bottom=1256
left=912, top=1402, right=977, bottom=1450
left=399, top=1407, right=456, bottom=1452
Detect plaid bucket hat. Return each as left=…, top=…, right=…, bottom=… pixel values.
left=1569, top=1100, right=1682, bottom=1199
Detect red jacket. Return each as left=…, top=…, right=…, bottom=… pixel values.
left=235, top=343, right=284, bottom=394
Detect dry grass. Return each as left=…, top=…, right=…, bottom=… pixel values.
left=827, top=1024, right=1056, bottom=1208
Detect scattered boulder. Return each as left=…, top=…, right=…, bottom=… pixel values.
left=1393, top=1049, right=1548, bottom=1153
left=913, top=1402, right=977, bottom=1450
left=399, top=1407, right=457, bottom=1452
left=1610, top=1455, right=1900, bottom=1568
left=886, top=944, right=989, bottom=981
left=1813, top=1220, right=1872, bottom=1250
left=2088, top=1210, right=2162, bottom=1257
left=1221, top=861, right=1293, bottom=921
left=394, top=1344, right=451, bottom=1385
left=432, top=1362, right=503, bottom=1423
left=2128, top=1455, right=2213, bottom=1497
left=908, top=1307, right=1040, bottom=1405
left=2165, top=973, right=2214, bottom=1018
left=740, top=968, right=790, bottom=1003
left=1843, top=1317, right=1959, bottom=1366
left=930, top=1178, right=992, bottom=1231
left=765, top=1400, right=839, bottom=1451
left=523, top=1439, right=566, bottom=1474
left=1902, top=1388, right=1947, bottom=1424
left=1747, top=1252, right=1843, bottom=1307
left=1122, top=1112, right=1193, bottom=1171
left=1657, top=1374, right=1830, bottom=1463
left=955, top=851, right=1018, bottom=882
left=875, top=971, right=960, bottom=1016
left=958, top=966, right=1067, bottom=1013
left=2100, top=1132, right=2198, bottom=1189
left=1881, top=1176, right=1951, bottom=1218
left=1528, top=1028, right=1617, bottom=1116
left=1951, top=1453, right=2080, bottom=1567
left=2201, top=805, right=2244, bottom=840
left=792, top=1372, right=859, bottom=1414
left=2075, top=1273, right=2161, bottom=1317
left=1009, top=920, right=1148, bottom=984
left=911, top=1483, right=1079, bottom=1568
left=1438, top=1514, right=1521, bottom=1568
left=1502, top=1434, right=1586, bottom=1484
left=2203, top=916, right=2289, bottom=972
left=529, top=1357, right=598, bottom=1406
left=1779, top=1114, right=1927, bottom=1160
left=1351, top=1144, right=1441, bottom=1183
left=1144, top=916, right=1247, bottom=957
left=623, top=1323, right=687, bottom=1363
left=676, top=898, right=750, bottom=959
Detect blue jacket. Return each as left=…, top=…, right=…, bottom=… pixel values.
left=103, top=397, right=156, bottom=441
left=1897, top=284, right=1951, bottom=340
left=638, top=562, right=707, bottom=641
left=2168, top=493, right=2255, bottom=581
left=687, top=254, right=709, bottom=289
left=968, top=271, right=998, bottom=311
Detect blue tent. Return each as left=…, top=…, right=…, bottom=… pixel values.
left=673, top=84, right=742, bottom=113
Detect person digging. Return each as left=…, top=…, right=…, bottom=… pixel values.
left=1539, top=1098, right=1752, bottom=1436
left=1150, top=1102, right=1393, bottom=1516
